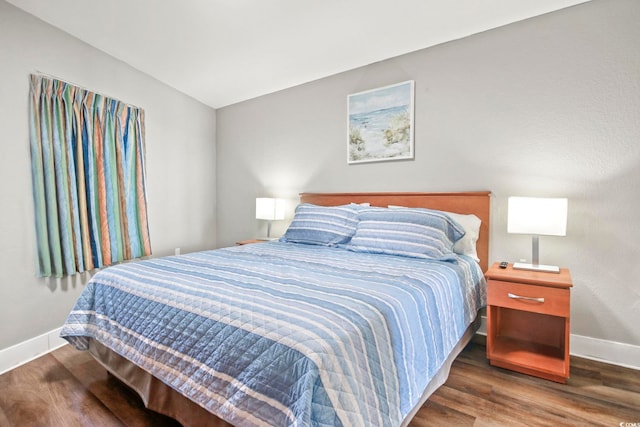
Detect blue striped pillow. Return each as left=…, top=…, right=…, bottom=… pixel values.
left=345, top=207, right=465, bottom=260
left=280, top=204, right=359, bottom=246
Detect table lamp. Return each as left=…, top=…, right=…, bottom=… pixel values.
left=256, top=197, right=285, bottom=239
left=507, top=196, right=568, bottom=273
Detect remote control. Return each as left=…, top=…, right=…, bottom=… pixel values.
left=499, top=261, right=508, bottom=269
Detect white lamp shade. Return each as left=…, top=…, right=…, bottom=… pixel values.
left=256, top=198, right=285, bottom=221
left=508, top=197, right=568, bottom=236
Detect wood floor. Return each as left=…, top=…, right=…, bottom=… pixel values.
left=0, top=341, right=638, bottom=426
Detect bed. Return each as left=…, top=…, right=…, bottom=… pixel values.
left=60, top=191, right=491, bottom=427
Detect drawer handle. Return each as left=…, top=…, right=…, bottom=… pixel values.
left=507, top=293, right=545, bottom=303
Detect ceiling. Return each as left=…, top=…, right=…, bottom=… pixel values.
left=8, top=0, right=589, bottom=109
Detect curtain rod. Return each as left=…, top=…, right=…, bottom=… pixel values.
left=32, top=70, right=143, bottom=110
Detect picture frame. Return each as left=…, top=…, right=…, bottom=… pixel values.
left=348, top=80, right=415, bottom=164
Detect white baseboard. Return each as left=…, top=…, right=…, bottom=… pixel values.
left=1, top=324, right=639, bottom=376
left=478, top=316, right=640, bottom=370
left=571, top=334, right=640, bottom=370
left=0, top=327, right=66, bottom=375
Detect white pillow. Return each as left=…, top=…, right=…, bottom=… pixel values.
left=446, top=212, right=481, bottom=262
left=388, top=205, right=481, bottom=262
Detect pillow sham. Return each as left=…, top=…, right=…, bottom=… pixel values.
left=280, top=203, right=359, bottom=246
left=345, top=207, right=465, bottom=260
left=388, top=205, right=481, bottom=261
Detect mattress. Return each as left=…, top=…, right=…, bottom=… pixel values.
left=61, top=241, right=486, bottom=426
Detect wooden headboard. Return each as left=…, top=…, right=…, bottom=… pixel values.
left=299, top=191, right=491, bottom=272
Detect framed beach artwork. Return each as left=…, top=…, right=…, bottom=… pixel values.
left=348, top=80, right=415, bottom=164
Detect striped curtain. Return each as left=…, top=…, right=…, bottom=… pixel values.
left=28, top=74, right=152, bottom=278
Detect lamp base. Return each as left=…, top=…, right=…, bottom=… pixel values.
left=512, top=262, right=560, bottom=273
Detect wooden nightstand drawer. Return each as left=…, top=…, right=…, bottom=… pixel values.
left=488, top=280, right=569, bottom=317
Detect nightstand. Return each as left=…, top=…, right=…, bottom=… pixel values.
left=235, top=239, right=266, bottom=245
left=485, top=262, right=573, bottom=383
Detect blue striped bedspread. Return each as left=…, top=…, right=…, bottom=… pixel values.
left=60, top=241, right=486, bottom=427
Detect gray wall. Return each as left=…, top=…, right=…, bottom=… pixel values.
left=0, top=1, right=217, bottom=350
left=217, top=0, right=640, bottom=350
